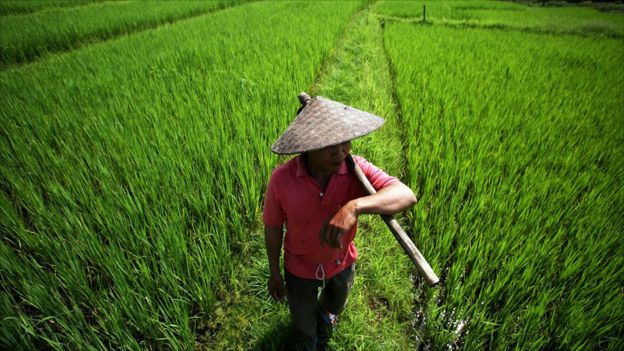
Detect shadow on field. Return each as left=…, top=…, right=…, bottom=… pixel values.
left=253, top=321, right=297, bottom=351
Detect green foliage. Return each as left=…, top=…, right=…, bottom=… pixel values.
left=0, top=1, right=360, bottom=348
left=201, top=6, right=419, bottom=349
left=384, top=18, right=623, bottom=351
left=0, top=0, right=249, bottom=67
left=0, top=0, right=103, bottom=16
left=1, top=0, right=623, bottom=349
left=304, top=8, right=417, bottom=350
left=374, top=0, right=624, bottom=37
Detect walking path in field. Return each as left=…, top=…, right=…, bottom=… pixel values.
left=198, top=4, right=422, bottom=350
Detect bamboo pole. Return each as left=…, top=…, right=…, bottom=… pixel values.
left=347, top=155, right=439, bottom=287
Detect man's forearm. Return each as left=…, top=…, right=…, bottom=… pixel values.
left=264, top=226, right=283, bottom=276
left=321, top=181, right=416, bottom=248
left=351, top=181, right=417, bottom=216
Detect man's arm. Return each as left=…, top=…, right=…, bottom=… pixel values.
left=265, top=225, right=286, bottom=301
left=320, top=181, right=416, bottom=248
left=351, top=181, right=417, bottom=216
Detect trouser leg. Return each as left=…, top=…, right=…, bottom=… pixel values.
left=319, top=264, right=355, bottom=315
left=317, top=264, right=355, bottom=348
left=285, top=269, right=321, bottom=350
left=285, top=265, right=356, bottom=350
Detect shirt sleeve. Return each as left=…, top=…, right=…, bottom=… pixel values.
left=353, top=156, right=398, bottom=191
left=263, top=172, right=286, bottom=227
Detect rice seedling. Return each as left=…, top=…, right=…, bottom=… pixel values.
left=3, top=0, right=622, bottom=349
left=373, top=0, right=624, bottom=37
left=0, top=1, right=361, bottom=348
left=0, top=0, right=103, bottom=16
left=384, top=19, right=623, bottom=350
left=200, top=5, right=420, bottom=348
left=0, top=0, right=249, bottom=67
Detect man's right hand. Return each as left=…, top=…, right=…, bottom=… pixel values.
left=268, top=274, right=286, bottom=301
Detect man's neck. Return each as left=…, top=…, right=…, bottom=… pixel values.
left=303, top=155, right=332, bottom=189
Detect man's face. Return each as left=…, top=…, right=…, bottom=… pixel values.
left=306, top=141, right=352, bottom=174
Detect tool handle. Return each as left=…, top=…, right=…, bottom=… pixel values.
left=347, top=155, right=439, bottom=287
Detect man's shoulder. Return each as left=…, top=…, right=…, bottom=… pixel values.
left=351, top=154, right=398, bottom=187
left=351, top=154, right=372, bottom=168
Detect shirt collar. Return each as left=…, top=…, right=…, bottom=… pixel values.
left=296, top=155, right=349, bottom=177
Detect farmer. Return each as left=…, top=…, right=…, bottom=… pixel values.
left=263, top=92, right=417, bottom=350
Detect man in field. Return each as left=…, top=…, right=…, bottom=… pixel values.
left=263, top=92, right=417, bottom=350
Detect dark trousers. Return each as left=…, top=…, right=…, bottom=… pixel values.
left=285, top=264, right=355, bottom=344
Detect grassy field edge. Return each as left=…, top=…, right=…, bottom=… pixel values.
left=198, top=3, right=421, bottom=349
left=0, top=0, right=252, bottom=69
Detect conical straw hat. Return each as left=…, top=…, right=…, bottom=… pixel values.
left=271, top=92, right=385, bottom=155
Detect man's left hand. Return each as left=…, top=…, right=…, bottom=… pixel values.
left=320, top=201, right=359, bottom=249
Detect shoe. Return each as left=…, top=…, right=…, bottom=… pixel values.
left=316, top=310, right=337, bottom=350
left=287, top=327, right=316, bottom=351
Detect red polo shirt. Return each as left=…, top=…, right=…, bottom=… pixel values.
left=263, top=155, right=397, bottom=279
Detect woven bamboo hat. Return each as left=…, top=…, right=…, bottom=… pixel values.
left=271, top=92, right=385, bottom=154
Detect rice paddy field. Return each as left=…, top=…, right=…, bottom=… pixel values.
left=1, top=1, right=622, bottom=350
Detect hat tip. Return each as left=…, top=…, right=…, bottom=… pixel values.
left=298, top=92, right=312, bottom=106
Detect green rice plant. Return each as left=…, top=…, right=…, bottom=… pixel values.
left=311, top=10, right=418, bottom=347
left=0, top=0, right=103, bottom=16
left=373, top=0, right=624, bottom=37
left=385, top=22, right=623, bottom=350
left=0, top=1, right=361, bottom=348
left=201, top=6, right=419, bottom=349
left=0, top=0, right=249, bottom=67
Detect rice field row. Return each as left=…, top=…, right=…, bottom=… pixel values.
left=0, top=0, right=103, bottom=16
left=0, top=0, right=249, bottom=67
left=203, top=5, right=421, bottom=348
left=0, top=1, right=362, bottom=348
left=2, top=0, right=623, bottom=349
left=383, top=7, right=623, bottom=349
left=374, top=0, right=624, bottom=38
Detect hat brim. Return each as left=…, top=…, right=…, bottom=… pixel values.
left=271, top=96, right=384, bottom=155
